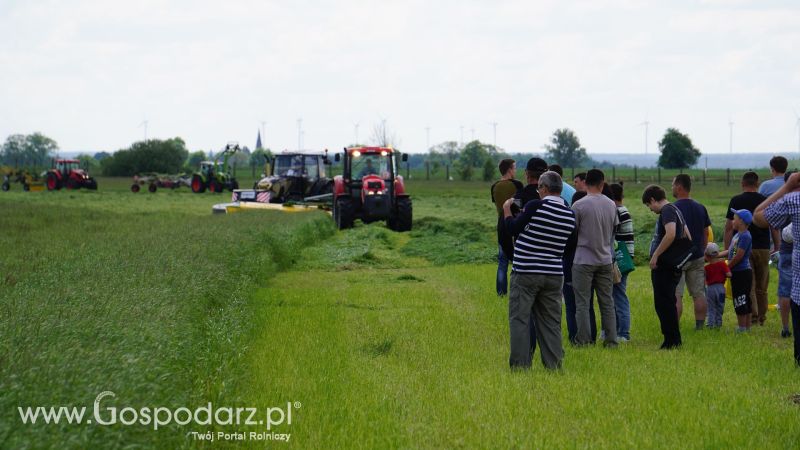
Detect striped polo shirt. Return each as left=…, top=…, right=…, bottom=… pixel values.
left=505, top=196, right=576, bottom=275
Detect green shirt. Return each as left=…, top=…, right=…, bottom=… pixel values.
left=491, top=179, right=522, bottom=217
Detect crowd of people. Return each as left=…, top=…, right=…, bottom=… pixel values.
left=490, top=156, right=800, bottom=370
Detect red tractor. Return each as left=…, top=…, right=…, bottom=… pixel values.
left=332, top=146, right=412, bottom=231
left=46, top=159, right=98, bottom=191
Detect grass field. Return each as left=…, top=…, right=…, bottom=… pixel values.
left=1, top=175, right=799, bottom=448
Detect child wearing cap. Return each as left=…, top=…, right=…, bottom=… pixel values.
left=719, top=209, right=754, bottom=332
left=704, top=242, right=731, bottom=328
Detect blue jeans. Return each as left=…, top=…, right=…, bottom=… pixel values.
left=497, top=245, right=509, bottom=296
left=612, top=272, right=631, bottom=339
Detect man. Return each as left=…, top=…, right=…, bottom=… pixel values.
left=759, top=156, right=789, bottom=198
left=491, top=159, right=523, bottom=296
left=754, top=172, right=800, bottom=366
left=503, top=171, right=576, bottom=369
left=725, top=172, right=773, bottom=326
left=571, top=169, right=619, bottom=346
left=573, top=172, right=587, bottom=192
left=671, top=174, right=711, bottom=329
left=549, top=164, right=575, bottom=205
left=643, top=185, right=692, bottom=349
left=515, top=157, right=548, bottom=206
left=358, top=158, right=377, bottom=178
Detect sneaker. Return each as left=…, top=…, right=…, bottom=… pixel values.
left=616, top=336, right=630, bottom=343
left=781, top=329, right=792, bottom=338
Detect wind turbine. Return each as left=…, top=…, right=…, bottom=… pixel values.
left=729, top=119, right=734, bottom=153
left=139, top=119, right=148, bottom=141
left=425, top=126, right=430, bottom=150
left=489, top=122, right=498, bottom=147
left=639, top=119, right=649, bottom=154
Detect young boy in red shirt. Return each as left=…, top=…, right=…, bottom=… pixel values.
left=704, top=243, right=731, bottom=328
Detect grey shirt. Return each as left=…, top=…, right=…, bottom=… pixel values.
left=572, top=193, right=619, bottom=265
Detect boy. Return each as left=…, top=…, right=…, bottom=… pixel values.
left=704, top=243, right=731, bottom=328
left=719, top=209, right=754, bottom=332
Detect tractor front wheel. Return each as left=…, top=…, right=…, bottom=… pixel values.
left=46, top=173, right=59, bottom=191
left=389, top=197, right=413, bottom=232
left=66, top=177, right=78, bottom=190
left=85, top=179, right=97, bottom=190
left=22, top=183, right=30, bottom=192
left=148, top=183, right=157, bottom=193
left=191, top=175, right=206, bottom=193
left=1, top=181, right=9, bottom=192
left=334, top=196, right=354, bottom=230
left=131, top=184, right=140, bottom=193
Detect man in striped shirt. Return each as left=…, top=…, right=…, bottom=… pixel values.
left=503, top=171, right=576, bottom=369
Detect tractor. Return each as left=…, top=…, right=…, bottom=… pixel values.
left=191, top=143, right=240, bottom=193
left=45, top=159, right=98, bottom=191
left=249, top=151, right=333, bottom=202
left=332, top=146, right=411, bottom=231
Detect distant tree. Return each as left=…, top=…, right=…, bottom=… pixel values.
left=458, top=164, right=474, bottom=181
left=76, top=153, right=99, bottom=172
left=186, top=151, right=207, bottom=171
left=544, top=128, right=588, bottom=168
left=482, top=158, right=495, bottom=181
left=25, top=132, right=59, bottom=167
left=370, top=121, right=401, bottom=147
left=429, top=141, right=460, bottom=165
left=101, top=137, right=189, bottom=176
left=1, top=134, right=27, bottom=167
left=93, top=151, right=111, bottom=161
left=458, top=140, right=491, bottom=168
left=658, top=128, right=701, bottom=169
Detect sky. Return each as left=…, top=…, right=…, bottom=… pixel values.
left=1, top=0, right=799, bottom=155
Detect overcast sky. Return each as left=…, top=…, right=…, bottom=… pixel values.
left=1, top=0, right=799, bottom=155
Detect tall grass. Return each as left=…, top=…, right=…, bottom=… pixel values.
left=0, top=188, right=334, bottom=448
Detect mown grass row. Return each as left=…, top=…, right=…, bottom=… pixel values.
left=0, top=190, right=334, bottom=448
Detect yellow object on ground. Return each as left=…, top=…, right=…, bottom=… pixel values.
left=212, top=202, right=332, bottom=215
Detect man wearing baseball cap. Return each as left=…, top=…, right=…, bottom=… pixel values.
left=514, top=157, right=549, bottom=206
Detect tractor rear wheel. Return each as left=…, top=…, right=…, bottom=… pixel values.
left=46, top=173, right=59, bottom=191
left=231, top=180, right=239, bottom=190
left=191, top=175, right=206, bottom=193
left=148, top=183, right=157, bottom=193
left=1, top=181, right=9, bottom=191
left=209, top=179, right=222, bottom=193
left=23, top=183, right=30, bottom=192
left=389, top=197, right=412, bottom=232
left=334, top=197, right=354, bottom=230
left=131, top=184, right=140, bottom=193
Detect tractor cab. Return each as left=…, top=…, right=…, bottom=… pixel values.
left=199, top=161, right=215, bottom=176
left=253, top=151, right=332, bottom=202
left=56, top=159, right=82, bottom=177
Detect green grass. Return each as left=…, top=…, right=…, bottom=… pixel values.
left=1, top=176, right=799, bottom=448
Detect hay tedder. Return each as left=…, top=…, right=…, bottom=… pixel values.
left=131, top=173, right=192, bottom=193
left=1, top=166, right=45, bottom=192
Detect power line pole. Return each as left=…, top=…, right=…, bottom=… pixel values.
left=459, top=125, right=464, bottom=146
left=489, top=122, right=498, bottom=147
left=470, top=127, right=475, bottom=141
left=354, top=122, right=360, bottom=145
left=640, top=120, right=649, bottom=154
left=139, top=119, right=148, bottom=141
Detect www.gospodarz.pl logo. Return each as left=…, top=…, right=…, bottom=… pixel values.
left=18, top=391, right=299, bottom=438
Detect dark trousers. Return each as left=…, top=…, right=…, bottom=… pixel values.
left=564, top=281, right=596, bottom=343
left=652, top=268, right=682, bottom=348
left=792, top=301, right=800, bottom=367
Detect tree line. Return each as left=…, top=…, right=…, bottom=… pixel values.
left=404, top=127, right=701, bottom=180
left=1, top=134, right=273, bottom=176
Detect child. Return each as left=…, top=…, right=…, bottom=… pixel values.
left=704, top=243, right=731, bottom=328
left=719, top=209, right=754, bottom=332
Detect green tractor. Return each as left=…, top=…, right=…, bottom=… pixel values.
left=191, top=143, right=240, bottom=194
